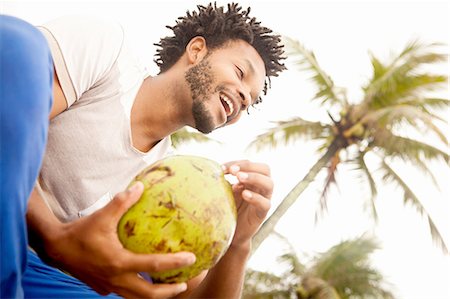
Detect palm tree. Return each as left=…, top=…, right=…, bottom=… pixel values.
left=243, top=233, right=394, bottom=299
left=249, top=37, right=449, bottom=254
left=170, top=126, right=217, bottom=148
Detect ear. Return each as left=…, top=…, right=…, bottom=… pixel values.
left=186, top=36, right=208, bottom=64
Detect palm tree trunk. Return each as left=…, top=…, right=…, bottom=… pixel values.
left=251, top=141, right=341, bottom=255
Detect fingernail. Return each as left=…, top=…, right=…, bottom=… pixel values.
left=230, top=165, right=240, bottom=173
left=243, top=190, right=252, bottom=198
left=185, top=253, right=196, bottom=264
left=129, top=182, right=143, bottom=192
left=238, top=172, right=248, bottom=180
left=179, top=252, right=196, bottom=264
left=177, top=283, right=187, bottom=292
left=221, top=165, right=227, bottom=171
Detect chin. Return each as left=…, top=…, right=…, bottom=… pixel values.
left=195, top=123, right=215, bottom=134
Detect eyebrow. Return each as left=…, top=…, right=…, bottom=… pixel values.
left=244, top=58, right=256, bottom=75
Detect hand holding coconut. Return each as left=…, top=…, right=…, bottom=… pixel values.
left=183, top=160, right=273, bottom=297
left=118, top=155, right=238, bottom=283
left=29, top=183, right=196, bottom=299
left=115, top=156, right=273, bottom=298
left=222, top=160, right=273, bottom=248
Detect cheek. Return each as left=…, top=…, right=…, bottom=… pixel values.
left=215, top=64, right=239, bottom=83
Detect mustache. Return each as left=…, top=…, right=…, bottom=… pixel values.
left=215, top=85, right=239, bottom=101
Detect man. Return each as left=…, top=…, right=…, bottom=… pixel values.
left=1, top=3, right=285, bottom=298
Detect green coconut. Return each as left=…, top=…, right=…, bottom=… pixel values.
left=117, top=155, right=237, bottom=283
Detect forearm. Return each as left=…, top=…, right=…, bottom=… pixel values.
left=181, top=241, right=251, bottom=299
left=26, top=189, right=64, bottom=259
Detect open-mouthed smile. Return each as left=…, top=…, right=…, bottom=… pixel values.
left=220, top=92, right=236, bottom=117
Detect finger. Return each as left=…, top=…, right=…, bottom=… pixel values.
left=222, top=160, right=248, bottom=174
left=106, top=182, right=144, bottom=221
left=223, top=160, right=270, bottom=176
left=120, top=251, right=196, bottom=273
left=86, top=282, right=110, bottom=296
left=113, top=273, right=187, bottom=299
left=241, top=189, right=271, bottom=219
left=235, top=171, right=274, bottom=198
left=232, top=183, right=245, bottom=194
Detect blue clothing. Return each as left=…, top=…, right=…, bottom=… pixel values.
left=0, top=15, right=53, bottom=298
left=23, top=250, right=120, bottom=298
left=0, top=15, right=119, bottom=298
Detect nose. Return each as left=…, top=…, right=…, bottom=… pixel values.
left=238, top=89, right=251, bottom=111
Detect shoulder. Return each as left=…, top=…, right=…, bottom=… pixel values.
left=37, top=16, right=127, bottom=106
left=39, top=15, right=124, bottom=52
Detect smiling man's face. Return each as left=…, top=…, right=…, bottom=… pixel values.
left=185, top=39, right=266, bottom=134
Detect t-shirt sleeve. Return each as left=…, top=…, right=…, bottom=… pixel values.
left=38, top=16, right=124, bottom=108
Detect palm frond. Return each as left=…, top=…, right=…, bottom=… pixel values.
left=311, top=235, right=393, bottom=298
left=315, top=152, right=341, bottom=224
left=370, top=74, right=447, bottom=108
left=247, top=117, right=330, bottom=151
left=333, top=268, right=393, bottom=299
left=353, top=151, right=379, bottom=222
left=369, top=54, right=385, bottom=82
left=313, top=236, right=379, bottom=280
left=364, top=40, right=447, bottom=108
left=242, top=289, right=293, bottom=299
left=368, top=39, right=446, bottom=85
left=401, top=97, right=449, bottom=109
left=246, top=235, right=394, bottom=299
left=380, top=160, right=448, bottom=254
left=371, top=129, right=449, bottom=165
left=170, top=127, right=218, bottom=148
left=278, top=253, right=306, bottom=278
left=363, top=105, right=448, bottom=144
left=284, top=36, right=347, bottom=107
left=244, top=268, right=297, bottom=299
left=245, top=269, right=286, bottom=287
left=273, top=231, right=306, bottom=276
left=298, top=275, right=340, bottom=299
left=397, top=97, right=449, bottom=121
left=412, top=158, right=441, bottom=191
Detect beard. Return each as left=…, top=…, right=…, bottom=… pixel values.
left=184, top=58, right=216, bottom=134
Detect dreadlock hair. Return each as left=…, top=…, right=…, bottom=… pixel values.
left=154, top=2, right=286, bottom=101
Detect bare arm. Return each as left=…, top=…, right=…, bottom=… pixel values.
left=26, top=66, right=68, bottom=255
left=27, top=182, right=195, bottom=298
left=177, top=161, right=273, bottom=298
left=177, top=243, right=251, bottom=298
left=26, top=67, right=67, bottom=259
left=49, top=68, right=68, bottom=119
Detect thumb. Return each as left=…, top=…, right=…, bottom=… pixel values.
left=107, top=181, right=145, bottom=221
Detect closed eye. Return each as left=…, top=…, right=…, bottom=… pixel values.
left=236, top=66, right=244, bottom=79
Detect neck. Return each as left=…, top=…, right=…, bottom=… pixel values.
left=130, top=70, right=193, bottom=152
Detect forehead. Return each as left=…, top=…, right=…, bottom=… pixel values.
left=212, top=40, right=266, bottom=88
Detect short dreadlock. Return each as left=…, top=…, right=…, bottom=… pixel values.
left=154, top=2, right=286, bottom=100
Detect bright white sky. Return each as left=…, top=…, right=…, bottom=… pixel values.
left=3, top=1, right=449, bottom=298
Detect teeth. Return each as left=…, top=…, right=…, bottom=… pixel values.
left=220, top=94, right=234, bottom=115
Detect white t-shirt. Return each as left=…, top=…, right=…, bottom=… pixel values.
left=36, top=16, right=172, bottom=222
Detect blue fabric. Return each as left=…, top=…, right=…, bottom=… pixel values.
left=0, top=15, right=53, bottom=298
left=23, top=250, right=121, bottom=298
left=0, top=15, right=120, bottom=298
